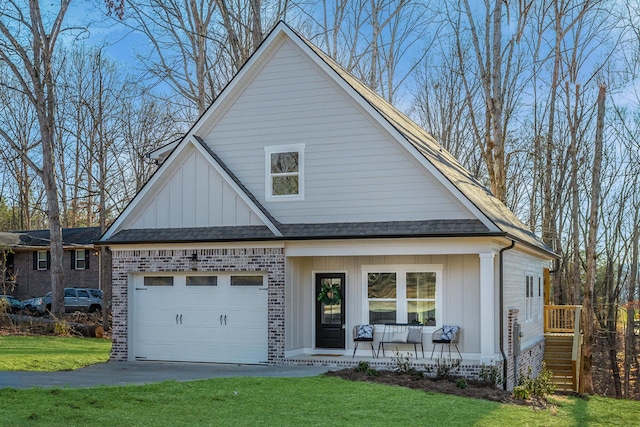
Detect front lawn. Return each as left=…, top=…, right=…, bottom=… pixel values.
left=0, top=376, right=639, bottom=426
left=0, top=336, right=111, bottom=371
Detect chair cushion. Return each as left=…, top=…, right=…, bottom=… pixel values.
left=355, top=324, right=374, bottom=340
left=391, top=331, right=409, bottom=343
left=441, top=325, right=459, bottom=341
left=407, top=328, right=422, bottom=343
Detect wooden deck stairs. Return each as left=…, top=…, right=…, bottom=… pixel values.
left=543, top=305, right=583, bottom=393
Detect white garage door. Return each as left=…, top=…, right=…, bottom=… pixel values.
left=133, top=273, right=268, bottom=364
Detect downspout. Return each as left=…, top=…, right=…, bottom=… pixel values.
left=500, top=240, right=516, bottom=390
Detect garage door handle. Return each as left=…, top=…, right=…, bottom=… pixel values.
left=176, top=314, right=179, bottom=324
left=180, top=314, right=182, bottom=324
left=220, top=315, right=223, bottom=325
left=224, top=315, right=227, bottom=325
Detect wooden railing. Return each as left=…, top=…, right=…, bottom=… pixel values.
left=544, top=305, right=581, bottom=333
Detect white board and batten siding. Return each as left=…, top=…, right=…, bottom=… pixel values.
left=200, top=38, right=474, bottom=224
left=285, top=254, right=482, bottom=355
left=127, top=145, right=265, bottom=230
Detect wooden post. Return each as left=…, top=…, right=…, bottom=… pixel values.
left=544, top=267, right=550, bottom=305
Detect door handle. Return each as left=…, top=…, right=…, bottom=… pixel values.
left=220, top=315, right=223, bottom=325
left=176, top=314, right=179, bottom=324
left=224, top=315, right=227, bottom=325
left=180, top=314, right=182, bottom=324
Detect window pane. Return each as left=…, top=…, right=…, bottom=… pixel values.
left=272, top=175, right=298, bottom=195
left=64, top=289, right=75, bottom=297
left=367, top=273, right=396, bottom=298
left=406, top=272, right=435, bottom=299
left=230, top=275, right=264, bottom=286
left=369, top=301, right=396, bottom=324
left=186, top=276, right=217, bottom=286
left=321, top=303, right=342, bottom=324
left=77, top=289, right=89, bottom=298
left=144, top=277, right=174, bottom=286
left=76, top=250, right=85, bottom=261
left=271, top=152, right=298, bottom=173
left=408, top=301, right=436, bottom=326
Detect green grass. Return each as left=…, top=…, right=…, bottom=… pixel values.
left=0, top=377, right=639, bottom=427
left=0, top=336, right=111, bottom=371
left=0, top=336, right=638, bottom=426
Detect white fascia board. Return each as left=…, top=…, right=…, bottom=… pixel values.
left=147, top=140, right=180, bottom=161
left=284, top=237, right=502, bottom=257
left=281, top=27, right=498, bottom=233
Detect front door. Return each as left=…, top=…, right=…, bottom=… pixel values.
left=315, top=273, right=345, bottom=349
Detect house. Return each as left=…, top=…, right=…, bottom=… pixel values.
left=99, top=22, right=555, bottom=390
left=0, top=227, right=102, bottom=300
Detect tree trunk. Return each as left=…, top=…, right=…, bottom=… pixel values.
left=582, top=84, right=606, bottom=394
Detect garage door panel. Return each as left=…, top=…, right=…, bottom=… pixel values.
left=133, top=274, right=268, bottom=364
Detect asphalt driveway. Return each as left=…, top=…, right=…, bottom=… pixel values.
left=0, top=362, right=330, bottom=389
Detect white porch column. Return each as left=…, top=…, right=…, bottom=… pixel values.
left=479, top=252, right=497, bottom=363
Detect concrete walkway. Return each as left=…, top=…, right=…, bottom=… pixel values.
left=0, top=362, right=331, bottom=389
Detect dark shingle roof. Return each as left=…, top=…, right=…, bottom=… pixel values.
left=101, top=220, right=497, bottom=244
left=105, top=226, right=276, bottom=243
left=8, top=227, right=102, bottom=247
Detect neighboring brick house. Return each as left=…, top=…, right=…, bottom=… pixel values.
left=0, top=227, right=101, bottom=300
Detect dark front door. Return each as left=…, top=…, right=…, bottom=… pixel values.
left=315, top=273, right=345, bottom=349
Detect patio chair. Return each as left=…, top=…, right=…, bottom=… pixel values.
left=430, top=325, right=462, bottom=359
left=353, top=324, right=376, bottom=358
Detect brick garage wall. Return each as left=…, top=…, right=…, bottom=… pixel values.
left=110, top=247, right=285, bottom=364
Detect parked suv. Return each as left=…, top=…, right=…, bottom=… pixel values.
left=21, top=288, right=102, bottom=315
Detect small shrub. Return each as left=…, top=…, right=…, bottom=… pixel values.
left=432, top=357, right=461, bottom=380
left=513, top=385, right=530, bottom=400
left=456, top=378, right=468, bottom=389
left=479, top=363, right=502, bottom=387
left=53, top=319, right=71, bottom=336
left=354, top=360, right=378, bottom=376
left=391, top=351, right=412, bottom=374
left=517, top=362, right=556, bottom=399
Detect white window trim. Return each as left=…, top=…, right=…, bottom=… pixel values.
left=264, top=143, right=305, bottom=201
left=75, top=249, right=86, bottom=270
left=525, top=272, right=537, bottom=323
left=37, top=251, right=48, bottom=271
left=362, top=264, right=442, bottom=328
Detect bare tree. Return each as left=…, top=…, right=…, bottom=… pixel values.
left=0, top=0, right=72, bottom=316
left=123, top=0, right=289, bottom=116
left=305, top=0, right=430, bottom=103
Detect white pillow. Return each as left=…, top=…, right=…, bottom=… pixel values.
left=391, top=331, right=409, bottom=343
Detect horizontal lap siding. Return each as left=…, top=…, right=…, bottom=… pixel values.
left=204, top=40, right=471, bottom=224
left=502, top=250, right=546, bottom=346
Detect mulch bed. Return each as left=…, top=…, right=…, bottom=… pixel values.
left=325, top=368, right=550, bottom=409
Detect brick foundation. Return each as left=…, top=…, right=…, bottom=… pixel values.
left=110, top=247, right=285, bottom=363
